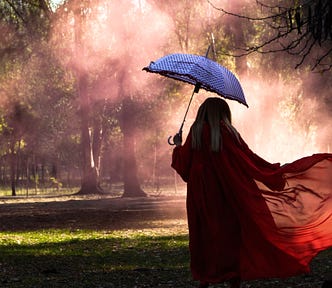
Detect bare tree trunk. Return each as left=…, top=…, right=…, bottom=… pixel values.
left=76, top=73, right=103, bottom=195
left=121, top=98, right=146, bottom=198
left=33, top=154, right=38, bottom=195
left=10, top=149, right=16, bottom=196
left=224, top=2, right=248, bottom=75
left=152, top=140, right=160, bottom=193
left=26, top=156, right=29, bottom=197
left=92, top=112, right=105, bottom=180
left=73, top=7, right=103, bottom=195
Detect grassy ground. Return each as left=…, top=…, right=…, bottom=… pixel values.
left=0, top=195, right=331, bottom=288
left=0, top=229, right=191, bottom=288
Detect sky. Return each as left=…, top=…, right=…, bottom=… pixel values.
left=49, top=0, right=144, bottom=11
left=49, top=0, right=65, bottom=11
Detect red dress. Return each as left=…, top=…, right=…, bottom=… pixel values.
left=171, top=122, right=332, bottom=283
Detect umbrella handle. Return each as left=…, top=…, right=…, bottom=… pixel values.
left=168, top=131, right=182, bottom=146
left=167, top=136, right=176, bottom=146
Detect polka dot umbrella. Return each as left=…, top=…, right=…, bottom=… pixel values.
left=143, top=49, right=248, bottom=144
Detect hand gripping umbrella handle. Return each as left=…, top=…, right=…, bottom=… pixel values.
left=168, top=83, right=201, bottom=146
left=168, top=129, right=183, bottom=146
left=168, top=130, right=182, bottom=146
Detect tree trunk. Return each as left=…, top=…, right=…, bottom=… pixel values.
left=224, top=2, right=248, bottom=75
left=10, top=144, right=16, bottom=196
left=73, top=8, right=103, bottom=195
left=121, top=98, right=146, bottom=198
left=76, top=73, right=103, bottom=195
left=10, top=163, right=16, bottom=196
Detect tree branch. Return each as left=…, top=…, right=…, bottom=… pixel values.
left=312, top=46, right=332, bottom=71
left=4, top=0, right=27, bottom=24
left=208, top=0, right=332, bottom=72
left=207, top=0, right=287, bottom=21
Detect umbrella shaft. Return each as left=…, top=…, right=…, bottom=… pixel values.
left=179, top=85, right=198, bottom=134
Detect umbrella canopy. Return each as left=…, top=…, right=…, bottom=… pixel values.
left=143, top=53, right=248, bottom=107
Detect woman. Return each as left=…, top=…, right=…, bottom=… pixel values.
left=171, top=97, right=332, bottom=288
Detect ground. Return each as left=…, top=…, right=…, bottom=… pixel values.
left=0, top=194, right=331, bottom=287
left=0, top=194, right=188, bottom=232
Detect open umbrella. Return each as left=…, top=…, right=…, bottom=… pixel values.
left=143, top=48, right=248, bottom=145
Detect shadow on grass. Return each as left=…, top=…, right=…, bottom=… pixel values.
left=0, top=234, right=194, bottom=288
left=0, top=196, right=330, bottom=287
left=0, top=231, right=331, bottom=288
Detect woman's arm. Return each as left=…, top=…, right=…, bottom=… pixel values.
left=171, top=131, right=193, bottom=182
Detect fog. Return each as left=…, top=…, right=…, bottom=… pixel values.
left=35, top=0, right=332, bottom=165
left=1, top=0, right=331, bottom=193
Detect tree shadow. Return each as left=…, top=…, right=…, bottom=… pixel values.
left=0, top=196, right=187, bottom=232
left=0, top=196, right=330, bottom=287
left=0, top=235, right=329, bottom=288
left=0, top=235, right=193, bottom=288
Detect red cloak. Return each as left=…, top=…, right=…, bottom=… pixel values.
left=171, top=122, right=332, bottom=283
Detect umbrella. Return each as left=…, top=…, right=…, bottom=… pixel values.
left=143, top=48, right=248, bottom=145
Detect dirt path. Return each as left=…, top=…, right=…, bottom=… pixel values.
left=0, top=195, right=188, bottom=232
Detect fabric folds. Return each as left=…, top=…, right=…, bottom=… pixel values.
left=171, top=123, right=332, bottom=283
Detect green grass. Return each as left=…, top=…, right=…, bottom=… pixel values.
left=0, top=229, right=331, bottom=287
left=0, top=229, right=192, bottom=288
left=0, top=188, right=78, bottom=197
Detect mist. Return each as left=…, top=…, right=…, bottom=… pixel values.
left=231, top=75, right=330, bottom=163
left=1, top=0, right=331, bottom=195
left=170, top=76, right=331, bottom=166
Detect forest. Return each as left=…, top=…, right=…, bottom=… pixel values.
left=0, top=0, right=331, bottom=198
left=1, top=1, right=332, bottom=288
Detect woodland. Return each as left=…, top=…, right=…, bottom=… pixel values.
left=0, top=1, right=331, bottom=287
left=0, top=0, right=331, bottom=197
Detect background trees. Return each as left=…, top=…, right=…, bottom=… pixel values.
left=0, top=0, right=58, bottom=195
left=0, top=0, right=331, bottom=196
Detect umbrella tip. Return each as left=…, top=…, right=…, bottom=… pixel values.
left=142, top=61, right=155, bottom=71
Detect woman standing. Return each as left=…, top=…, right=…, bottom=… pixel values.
left=171, top=97, right=332, bottom=288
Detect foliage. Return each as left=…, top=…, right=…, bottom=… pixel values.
left=208, top=0, right=332, bottom=72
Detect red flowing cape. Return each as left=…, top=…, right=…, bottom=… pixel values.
left=171, top=123, right=332, bottom=283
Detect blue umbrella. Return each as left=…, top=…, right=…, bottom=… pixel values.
left=143, top=49, right=248, bottom=144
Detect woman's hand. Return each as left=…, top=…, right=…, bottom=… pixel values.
left=173, top=133, right=182, bottom=146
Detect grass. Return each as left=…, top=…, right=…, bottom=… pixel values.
left=0, top=229, right=193, bottom=288
left=0, top=229, right=331, bottom=288
left=0, top=194, right=330, bottom=288
left=0, top=187, right=78, bottom=197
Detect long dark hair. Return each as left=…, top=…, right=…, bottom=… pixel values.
left=191, top=97, right=239, bottom=152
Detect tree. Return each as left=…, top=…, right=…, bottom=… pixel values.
left=52, top=0, right=151, bottom=196
left=119, top=97, right=147, bottom=197
left=4, top=103, right=35, bottom=196
left=0, top=0, right=53, bottom=195
left=52, top=0, right=110, bottom=195
left=208, top=0, right=332, bottom=72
